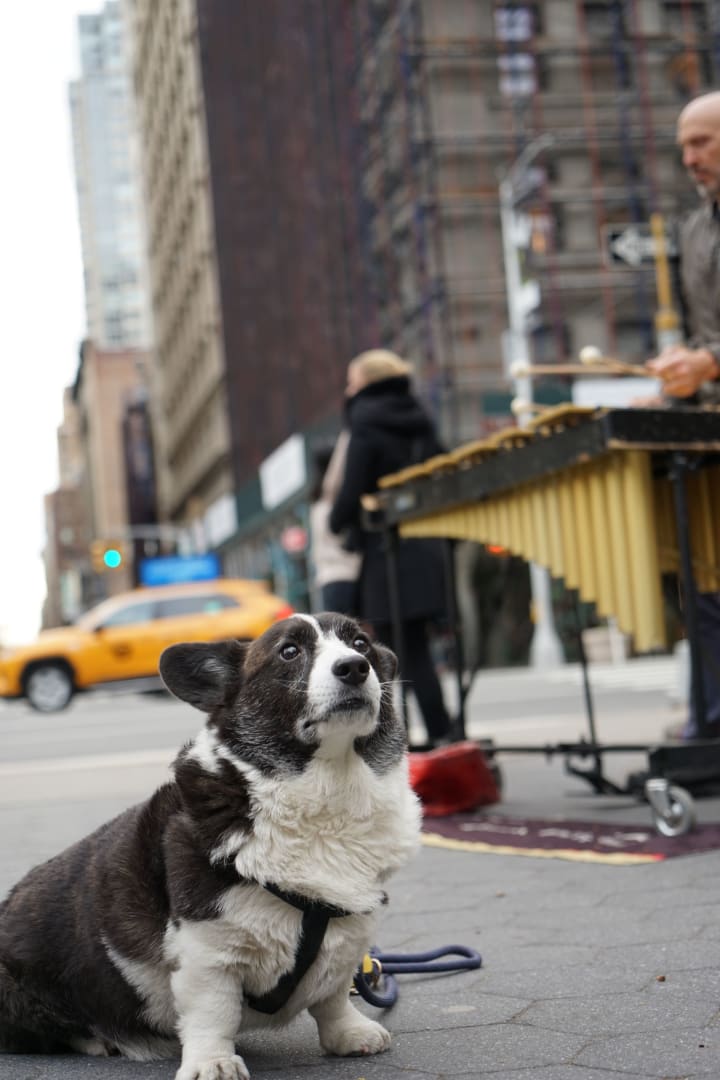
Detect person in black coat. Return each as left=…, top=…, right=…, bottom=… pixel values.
left=329, top=349, right=452, bottom=745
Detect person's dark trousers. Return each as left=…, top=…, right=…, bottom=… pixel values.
left=687, top=591, right=720, bottom=737
left=321, top=580, right=359, bottom=616
left=373, top=618, right=451, bottom=743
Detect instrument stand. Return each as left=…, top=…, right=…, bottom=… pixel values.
left=669, top=451, right=708, bottom=737
left=562, top=598, right=628, bottom=796
left=486, top=450, right=719, bottom=832
left=370, top=416, right=720, bottom=835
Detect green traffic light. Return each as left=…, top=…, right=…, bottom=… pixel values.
left=103, top=548, right=122, bottom=569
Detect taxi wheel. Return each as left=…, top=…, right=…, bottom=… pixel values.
left=24, top=663, right=75, bottom=713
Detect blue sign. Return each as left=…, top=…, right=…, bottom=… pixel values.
left=139, top=553, right=221, bottom=586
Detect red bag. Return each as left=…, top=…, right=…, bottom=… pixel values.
left=408, top=741, right=500, bottom=817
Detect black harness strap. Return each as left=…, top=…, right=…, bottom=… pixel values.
left=244, top=884, right=354, bottom=1015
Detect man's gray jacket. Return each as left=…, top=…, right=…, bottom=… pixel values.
left=677, top=202, right=720, bottom=402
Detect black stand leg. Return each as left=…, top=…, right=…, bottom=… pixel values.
left=563, top=596, right=623, bottom=794
left=575, top=600, right=599, bottom=748
left=669, top=452, right=708, bottom=738
left=442, top=540, right=466, bottom=740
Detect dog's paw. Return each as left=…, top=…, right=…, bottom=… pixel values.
left=175, top=1055, right=250, bottom=1080
left=321, top=1017, right=391, bottom=1057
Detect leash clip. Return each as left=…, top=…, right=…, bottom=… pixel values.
left=352, top=953, right=382, bottom=994
left=353, top=944, right=482, bottom=1008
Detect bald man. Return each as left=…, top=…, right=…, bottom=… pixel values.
left=646, top=92, right=720, bottom=398
left=645, top=93, right=720, bottom=740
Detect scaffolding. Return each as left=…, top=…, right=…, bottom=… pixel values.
left=347, top=0, right=720, bottom=446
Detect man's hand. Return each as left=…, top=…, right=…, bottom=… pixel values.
left=645, top=345, right=718, bottom=397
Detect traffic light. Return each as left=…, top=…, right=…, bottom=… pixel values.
left=103, top=546, right=123, bottom=569
left=90, top=540, right=125, bottom=573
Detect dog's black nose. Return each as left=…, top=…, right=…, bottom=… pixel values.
left=332, top=655, right=370, bottom=686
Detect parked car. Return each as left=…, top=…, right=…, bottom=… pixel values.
left=0, top=579, right=294, bottom=713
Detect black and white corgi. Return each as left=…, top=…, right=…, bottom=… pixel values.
left=0, top=613, right=421, bottom=1080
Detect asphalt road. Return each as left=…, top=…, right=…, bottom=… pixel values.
left=0, top=655, right=687, bottom=889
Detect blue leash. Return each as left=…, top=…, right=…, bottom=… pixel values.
left=353, top=945, right=482, bottom=1008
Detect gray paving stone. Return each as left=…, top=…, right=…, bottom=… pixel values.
left=365, top=988, right=531, bottom=1033
left=575, top=1026, right=720, bottom=1076
left=390, top=1023, right=587, bottom=1072
left=452, top=1069, right=659, bottom=1080
left=596, top=938, right=720, bottom=975
left=478, top=942, right=601, bottom=973
left=519, top=988, right=718, bottom=1036
left=473, top=963, right=649, bottom=999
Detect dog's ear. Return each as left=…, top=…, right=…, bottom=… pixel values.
left=159, top=639, right=247, bottom=712
left=373, top=642, right=398, bottom=682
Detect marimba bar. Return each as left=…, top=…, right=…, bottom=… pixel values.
left=376, top=405, right=720, bottom=654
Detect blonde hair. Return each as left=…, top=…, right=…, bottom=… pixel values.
left=348, top=349, right=413, bottom=387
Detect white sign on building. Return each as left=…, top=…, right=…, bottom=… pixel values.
left=259, top=433, right=307, bottom=511
left=204, top=493, right=238, bottom=548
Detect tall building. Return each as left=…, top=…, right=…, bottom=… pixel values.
left=42, top=392, right=93, bottom=628
left=124, top=0, right=371, bottom=580
left=43, top=348, right=157, bottom=624
left=125, top=0, right=717, bottom=585
left=45, top=0, right=159, bottom=622
left=71, top=342, right=151, bottom=599
left=69, top=0, right=152, bottom=349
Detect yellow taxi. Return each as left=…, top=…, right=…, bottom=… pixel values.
left=0, top=579, right=294, bottom=712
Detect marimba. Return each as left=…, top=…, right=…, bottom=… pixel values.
left=376, top=405, right=720, bottom=655
left=371, top=406, right=720, bottom=828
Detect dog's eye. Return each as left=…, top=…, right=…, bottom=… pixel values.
left=352, top=635, right=370, bottom=654
left=280, top=643, right=300, bottom=661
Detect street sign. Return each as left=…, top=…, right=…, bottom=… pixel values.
left=139, top=553, right=221, bottom=587
left=602, top=223, right=677, bottom=268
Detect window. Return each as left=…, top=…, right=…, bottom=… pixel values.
left=497, top=53, right=537, bottom=98
left=582, top=2, right=625, bottom=37
left=99, top=601, right=155, bottom=628
left=531, top=322, right=571, bottom=364
left=495, top=4, right=542, bottom=98
left=156, top=594, right=240, bottom=619
left=494, top=4, right=541, bottom=40
left=662, top=1, right=708, bottom=36
left=615, top=319, right=654, bottom=362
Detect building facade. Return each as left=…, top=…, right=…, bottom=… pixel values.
left=44, top=0, right=159, bottom=624
left=42, top=391, right=92, bottom=628
left=123, top=0, right=233, bottom=529
left=42, top=487, right=92, bottom=628
left=125, top=0, right=371, bottom=597
left=71, top=342, right=150, bottom=600
left=69, top=0, right=153, bottom=350
left=125, top=0, right=719, bottom=594
left=349, top=0, right=717, bottom=441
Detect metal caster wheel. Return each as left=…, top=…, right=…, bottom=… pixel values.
left=644, top=777, right=696, bottom=837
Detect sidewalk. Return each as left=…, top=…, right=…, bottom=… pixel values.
left=2, top=657, right=719, bottom=1079
left=4, top=843, right=717, bottom=1079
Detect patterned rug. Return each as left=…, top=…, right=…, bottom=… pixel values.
left=421, top=812, right=720, bottom=864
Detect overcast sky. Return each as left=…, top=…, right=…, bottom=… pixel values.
left=0, top=4, right=95, bottom=644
